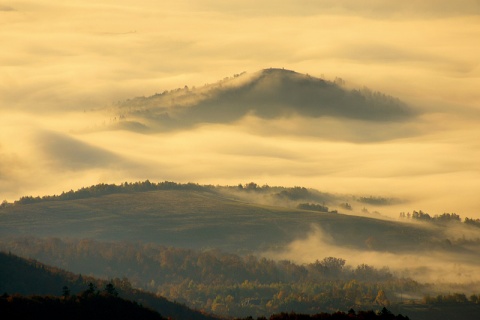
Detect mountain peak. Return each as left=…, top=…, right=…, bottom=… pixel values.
left=254, top=68, right=322, bottom=84
left=259, top=67, right=298, bottom=75
left=114, top=68, right=415, bottom=133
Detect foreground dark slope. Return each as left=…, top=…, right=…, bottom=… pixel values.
left=0, top=187, right=446, bottom=253
left=1, top=294, right=164, bottom=320
left=0, top=251, right=218, bottom=320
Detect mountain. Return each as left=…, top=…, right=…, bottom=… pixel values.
left=0, top=251, right=219, bottom=320
left=113, top=68, right=414, bottom=132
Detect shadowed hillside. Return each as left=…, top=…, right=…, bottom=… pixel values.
left=0, top=251, right=219, bottom=320
left=0, top=294, right=165, bottom=320
left=0, top=183, right=442, bottom=253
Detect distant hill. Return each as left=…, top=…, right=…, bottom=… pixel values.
left=0, top=181, right=444, bottom=254
left=0, top=251, right=219, bottom=320
left=113, top=68, right=414, bottom=132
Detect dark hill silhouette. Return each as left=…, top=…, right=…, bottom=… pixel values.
left=0, top=251, right=219, bottom=320
left=115, top=68, right=414, bottom=131
left=0, top=294, right=165, bottom=320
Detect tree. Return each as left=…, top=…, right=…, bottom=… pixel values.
left=375, top=289, right=390, bottom=306
left=62, top=286, right=70, bottom=299
left=0, top=200, right=9, bottom=208
left=321, top=257, right=345, bottom=271
left=86, top=282, right=97, bottom=295
left=312, top=257, right=346, bottom=278
left=104, top=282, right=118, bottom=297
left=340, top=202, right=352, bottom=210
left=470, top=294, right=478, bottom=304
left=245, top=182, right=258, bottom=190
left=379, top=307, right=394, bottom=317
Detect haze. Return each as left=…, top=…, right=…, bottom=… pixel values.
left=1, top=1, right=480, bottom=218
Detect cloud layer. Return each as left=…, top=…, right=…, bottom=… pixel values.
left=265, top=224, right=480, bottom=285
left=0, top=1, right=479, bottom=219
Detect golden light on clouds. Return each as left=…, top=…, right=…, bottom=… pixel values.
left=1, top=1, right=480, bottom=217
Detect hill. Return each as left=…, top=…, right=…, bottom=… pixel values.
left=0, top=182, right=444, bottom=254
left=0, top=294, right=164, bottom=320
left=112, top=68, right=414, bottom=132
left=0, top=251, right=219, bottom=320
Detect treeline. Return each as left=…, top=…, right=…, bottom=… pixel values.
left=357, top=196, right=394, bottom=206
left=464, top=217, right=480, bottom=228
left=297, top=203, right=332, bottom=213
left=3, top=181, right=342, bottom=214
left=423, top=293, right=480, bottom=305
left=1, top=180, right=386, bottom=214
left=4, top=181, right=323, bottom=206
left=399, top=210, right=480, bottom=227
left=7, top=181, right=211, bottom=205
left=0, top=238, right=422, bottom=317
left=235, top=183, right=332, bottom=203
left=237, top=308, right=410, bottom=320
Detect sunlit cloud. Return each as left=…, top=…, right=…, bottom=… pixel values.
left=0, top=0, right=479, bottom=220
left=193, top=0, right=480, bottom=18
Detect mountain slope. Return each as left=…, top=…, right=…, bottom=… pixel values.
left=0, top=294, right=165, bottom=320
left=0, top=251, right=219, bottom=320
left=114, top=68, right=414, bottom=131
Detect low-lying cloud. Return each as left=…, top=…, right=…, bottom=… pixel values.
left=1, top=106, right=480, bottom=219
left=0, top=5, right=14, bottom=12
left=265, top=224, right=480, bottom=285
left=36, top=131, right=122, bottom=171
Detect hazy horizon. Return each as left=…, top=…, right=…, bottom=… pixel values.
left=1, top=1, right=480, bottom=219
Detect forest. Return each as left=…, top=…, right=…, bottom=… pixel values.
left=2, top=237, right=479, bottom=319
left=1, top=251, right=414, bottom=320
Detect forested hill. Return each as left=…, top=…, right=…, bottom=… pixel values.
left=1, top=181, right=477, bottom=255
left=0, top=251, right=219, bottom=320
left=0, top=183, right=440, bottom=254
left=112, top=68, right=414, bottom=133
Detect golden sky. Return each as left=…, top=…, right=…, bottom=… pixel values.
left=1, top=1, right=480, bottom=218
